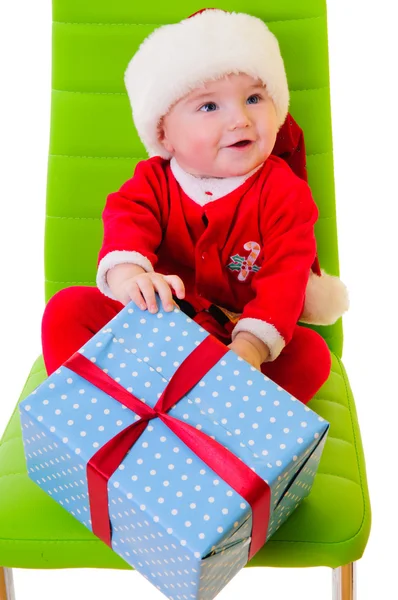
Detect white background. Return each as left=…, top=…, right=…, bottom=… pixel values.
left=0, top=1, right=396, bottom=598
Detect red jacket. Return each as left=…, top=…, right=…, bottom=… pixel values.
left=96, top=154, right=318, bottom=361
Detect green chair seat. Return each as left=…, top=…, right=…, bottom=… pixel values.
left=0, top=352, right=370, bottom=569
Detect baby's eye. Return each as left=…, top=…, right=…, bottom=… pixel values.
left=199, top=102, right=217, bottom=112
left=247, top=94, right=262, bottom=104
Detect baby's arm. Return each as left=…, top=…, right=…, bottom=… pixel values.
left=97, top=159, right=167, bottom=300
left=230, top=175, right=319, bottom=363
left=228, top=330, right=270, bottom=371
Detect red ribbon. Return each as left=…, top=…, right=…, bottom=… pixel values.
left=64, top=334, right=270, bottom=560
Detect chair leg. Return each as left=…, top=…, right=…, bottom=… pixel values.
left=332, top=562, right=356, bottom=600
left=0, top=568, right=15, bottom=600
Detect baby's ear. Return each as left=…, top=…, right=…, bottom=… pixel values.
left=157, top=118, right=165, bottom=141
left=157, top=119, right=174, bottom=153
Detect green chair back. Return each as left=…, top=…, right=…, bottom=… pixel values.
left=46, top=0, right=343, bottom=356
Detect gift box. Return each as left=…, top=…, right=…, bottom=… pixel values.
left=19, top=299, right=329, bottom=600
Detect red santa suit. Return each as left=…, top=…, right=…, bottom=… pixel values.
left=41, top=147, right=332, bottom=404
left=97, top=154, right=319, bottom=360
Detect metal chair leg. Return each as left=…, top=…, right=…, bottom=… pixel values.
left=332, top=562, right=356, bottom=600
left=0, top=568, right=15, bottom=600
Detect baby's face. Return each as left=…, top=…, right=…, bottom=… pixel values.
left=158, top=73, right=278, bottom=178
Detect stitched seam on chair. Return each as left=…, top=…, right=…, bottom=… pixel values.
left=45, top=279, right=95, bottom=284
left=326, top=435, right=354, bottom=447
left=48, top=151, right=332, bottom=160
left=307, top=151, right=332, bottom=157
left=313, top=397, right=349, bottom=409
left=1, top=406, right=31, bottom=446
left=31, top=367, right=46, bottom=376
left=47, top=215, right=100, bottom=221
left=0, top=536, right=110, bottom=544
left=52, top=85, right=329, bottom=95
left=44, top=214, right=335, bottom=222
left=291, top=86, right=329, bottom=93
left=322, top=334, right=341, bottom=342
left=0, top=436, right=20, bottom=449
left=0, top=535, right=355, bottom=547
left=49, top=154, right=140, bottom=159
left=53, top=15, right=324, bottom=26
left=1, top=418, right=22, bottom=447
left=315, top=472, right=359, bottom=486
left=53, top=90, right=126, bottom=95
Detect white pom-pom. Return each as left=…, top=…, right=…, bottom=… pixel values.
left=299, top=269, right=350, bottom=325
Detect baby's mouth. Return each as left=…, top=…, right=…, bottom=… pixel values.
left=229, top=140, right=253, bottom=148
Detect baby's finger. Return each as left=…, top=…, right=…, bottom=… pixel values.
left=163, top=275, right=185, bottom=299
left=151, top=275, right=175, bottom=312
left=125, top=281, right=148, bottom=310
left=137, top=277, right=159, bottom=313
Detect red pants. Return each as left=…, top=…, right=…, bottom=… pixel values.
left=41, top=286, right=331, bottom=405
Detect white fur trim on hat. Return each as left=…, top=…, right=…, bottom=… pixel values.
left=125, top=9, right=289, bottom=159
left=299, top=269, right=350, bottom=325
left=231, top=317, right=285, bottom=362
left=96, top=250, right=154, bottom=300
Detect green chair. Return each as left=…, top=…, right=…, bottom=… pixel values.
left=0, top=1, right=371, bottom=598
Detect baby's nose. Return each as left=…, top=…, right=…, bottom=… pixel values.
left=228, top=109, right=251, bottom=129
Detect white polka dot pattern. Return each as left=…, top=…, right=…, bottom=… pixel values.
left=19, top=299, right=329, bottom=600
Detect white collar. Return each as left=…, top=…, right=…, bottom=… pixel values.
left=170, top=157, right=264, bottom=206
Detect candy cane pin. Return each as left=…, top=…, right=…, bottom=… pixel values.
left=238, top=241, right=261, bottom=281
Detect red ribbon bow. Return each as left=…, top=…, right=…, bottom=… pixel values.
left=64, top=334, right=270, bottom=560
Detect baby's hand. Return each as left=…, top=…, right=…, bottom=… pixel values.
left=228, top=338, right=262, bottom=371
left=119, top=272, right=185, bottom=313
left=228, top=332, right=270, bottom=371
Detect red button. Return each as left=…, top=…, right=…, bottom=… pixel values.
left=201, top=252, right=207, bottom=260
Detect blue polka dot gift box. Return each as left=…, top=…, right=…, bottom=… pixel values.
left=19, top=299, right=329, bottom=600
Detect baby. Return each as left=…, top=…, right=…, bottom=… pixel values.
left=41, top=8, right=348, bottom=404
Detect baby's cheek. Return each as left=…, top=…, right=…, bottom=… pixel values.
left=192, top=122, right=218, bottom=147
left=180, top=131, right=205, bottom=157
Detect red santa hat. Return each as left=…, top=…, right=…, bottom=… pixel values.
left=124, top=8, right=349, bottom=326
left=274, top=114, right=350, bottom=325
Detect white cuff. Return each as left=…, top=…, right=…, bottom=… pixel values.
left=231, top=318, right=286, bottom=362
left=96, top=250, right=154, bottom=300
